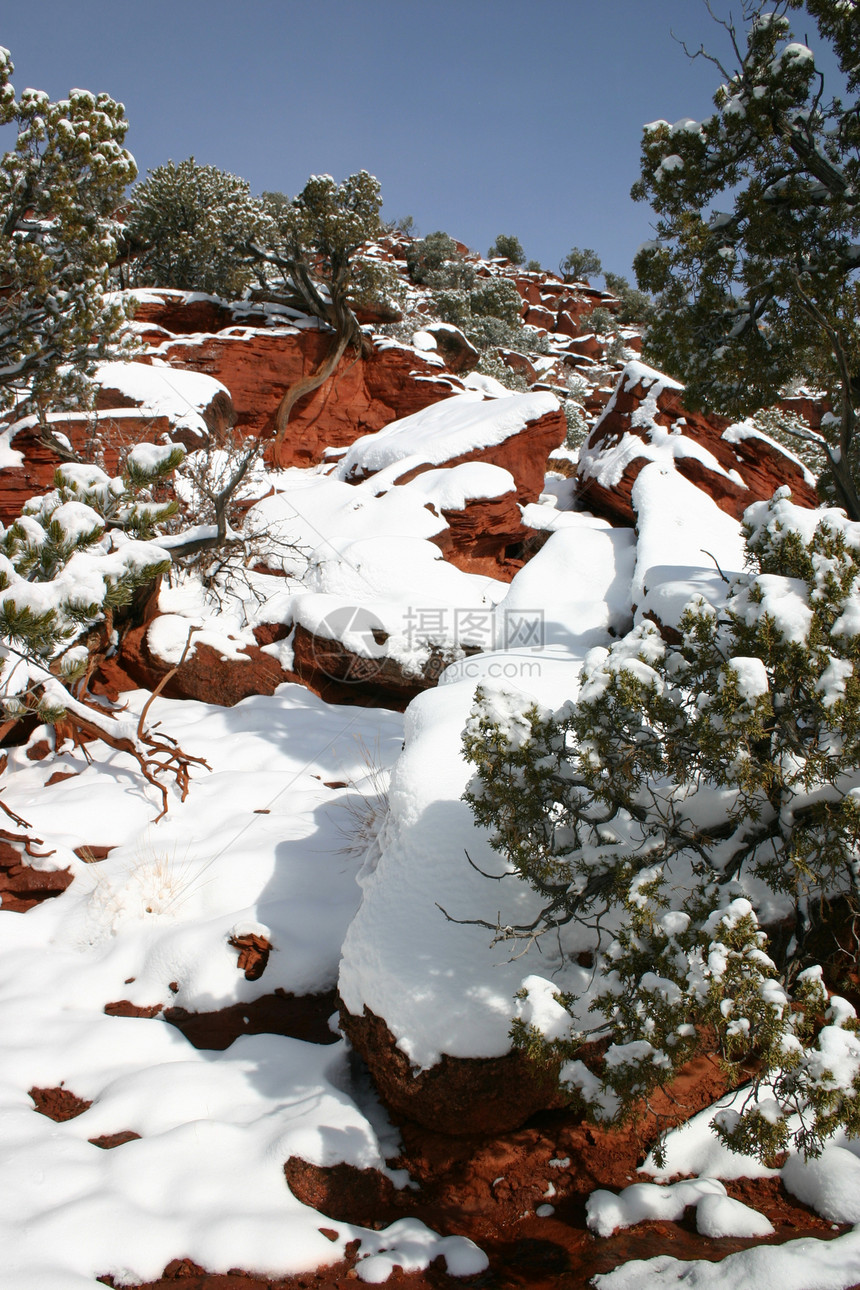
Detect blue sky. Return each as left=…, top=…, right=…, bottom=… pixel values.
left=0, top=1, right=838, bottom=279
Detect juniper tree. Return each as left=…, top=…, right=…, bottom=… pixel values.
left=123, top=158, right=272, bottom=298
left=488, top=234, right=526, bottom=265
left=0, top=47, right=137, bottom=419
left=405, top=230, right=460, bottom=284
left=603, top=271, right=655, bottom=326
left=461, top=489, right=860, bottom=1162
left=247, top=171, right=399, bottom=447
left=0, top=445, right=207, bottom=820
left=560, top=246, right=603, bottom=283
left=632, top=0, right=860, bottom=518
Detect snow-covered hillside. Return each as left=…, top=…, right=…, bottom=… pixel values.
left=0, top=258, right=858, bottom=1290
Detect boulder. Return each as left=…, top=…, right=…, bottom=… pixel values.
left=524, top=304, right=556, bottom=331
left=0, top=411, right=188, bottom=526
left=431, top=489, right=536, bottom=577
left=423, top=323, right=479, bottom=374
left=128, top=290, right=239, bottom=336
left=117, top=621, right=294, bottom=706
left=0, top=361, right=234, bottom=524
left=338, top=1003, right=567, bottom=1135
left=500, top=350, right=538, bottom=384
left=337, top=391, right=567, bottom=508
left=290, top=622, right=454, bottom=712
left=93, top=361, right=235, bottom=443
left=576, top=361, right=820, bottom=526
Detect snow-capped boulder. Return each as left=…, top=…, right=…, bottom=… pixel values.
left=93, top=360, right=235, bottom=447
left=422, top=323, right=479, bottom=374
left=575, top=361, right=820, bottom=526
left=118, top=617, right=296, bottom=707
left=336, top=389, right=567, bottom=507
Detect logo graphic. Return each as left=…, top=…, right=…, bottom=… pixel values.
left=310, top=605, right=388, bottom=683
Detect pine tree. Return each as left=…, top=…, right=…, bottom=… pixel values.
left=462, top=489, right=860, bottom=1162
left=632, top=0, right=860, bottom=517
left=559, top=246, right=602, bottom=283
left=0, top=445, right=206, bottom=820
left=0, top=48, right=138, bottom=418
left=124, top=158, right=273, bottom=298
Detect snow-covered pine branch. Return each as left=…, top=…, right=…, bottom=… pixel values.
left=462, top=488, right=860, bottom=1164
left=0, top=445, right=208, bottom=820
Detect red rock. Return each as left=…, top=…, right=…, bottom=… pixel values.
left=30, top=1086, right=92, bottom=1121
left=338, top=1003, right=567, bottom=1135
left=423, top=324, right=479, bottom=374
left=163, top=989, right=339, bottom=1050
left=228, top=932, right=271, bottom=981
left=154, top=327, right=457, bottom=469
left=346, top=405, right=567, bottom=509
left=104, top=999, right=164, bottom=1019
left=514, top=276, right=543, bottom=307
left=431, top=489, right=537, bottom=579
left=117, top=624, right=294, bottom=706
left=0, top=836, right=70, bottom=912
left=94, top=366, right=236, bottom=442
left=500, top=350, right=538, bottom=384
left=561, top=330, right=605, bottom=357
left=130, top=292, right=238, bottom=335
left=576, top=365, right=820, bottom=526
left=284, top=1157, right=401, bottom=1228
left=0, top=413, right=164, bottom=525
left=73, top=845, right=115, bottom=862
left=89, top=1131, right=142, bottom=1149
left=524, top=304, right=555, bottom=331
left=290, top=623, right=448, bottom=712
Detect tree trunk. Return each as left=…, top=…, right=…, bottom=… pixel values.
left=272, top=325, right=353, bottom=447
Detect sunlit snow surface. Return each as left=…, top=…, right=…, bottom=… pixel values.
left=0, top=689, right=485, bottom=1287
left=3, top=361, right=860, bottom=1287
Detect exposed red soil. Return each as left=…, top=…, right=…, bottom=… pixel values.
left=228, top=932, right=272, bottom=981
left=0, top=833, right=70, bottom=912
left=89, top=1130, right=142, bottom=1149
left=103, top=988, right=339, bottom=1050
left=97, top=1115, right=851, bottom=1290
left=339, top=1004, right=568, bottom=1135
left=30, top=1085, right=92, bottom=1121
left=84, top=986, right=854, bottom=1288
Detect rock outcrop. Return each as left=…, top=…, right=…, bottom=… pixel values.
left=338, top=1004, right=567, bottom=1135
left=338, top=391, right=567, bottom=508
left=576, top=361, right=820, bottom=526
left=128, top=291, right=460, bottom=468
left=116, top=623, right=294, bottom=707
left=290, top=622, right=459, bottom=712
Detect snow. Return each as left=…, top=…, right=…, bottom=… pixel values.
left=631, top=462, right=746, bottom=627
left=593, top=1230, right=860, bottom=1290
left=0, top=685, right=493, bottom=1286
left=3, top=332, right=859, bottom=1286
left=335, top=390, right=559, bottom=480
left=586, top=1177, right=728, bottom=1236
left=782, top=1146, right=860, bottom=1224
left=336, top=504, right=638, bottom=1066
left=0, top=423, right=24, bottom=469
left=93, top=361, right=229, bottom=438
left=694, top=1193, right=775, bottom=1238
